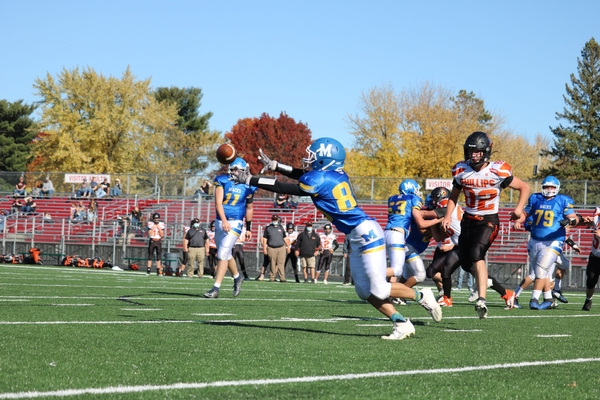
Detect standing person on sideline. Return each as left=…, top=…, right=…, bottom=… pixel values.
left=295, top=222, right=321, bottom=283
left=262, top=214, right=289, bottom=283
left=442, top=131, right=529, bottom=319
left=147, top=213, right=165, bottom=276
left=342, top=236, right=353, bottom=285
left=315, top=223, right=339, bottom=284
left=284, top=222, right=301, bottom=283
left=232, top=226, right=250, bottom=280
left=206, top=220, right=218, bottom=278
left=204, top=158, right=257, bottom=299
left=183, top=218, right=210, bottom=278
left=231, top=137, right=442, bottom=340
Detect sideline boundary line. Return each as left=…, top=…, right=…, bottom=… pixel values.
left=1, top=358, right=599, bottom=399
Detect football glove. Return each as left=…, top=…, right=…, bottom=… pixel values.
left=258, top=149, right=278, bottom=173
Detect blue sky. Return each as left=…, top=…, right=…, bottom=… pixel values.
left=1, top=0, right=598, bottom=149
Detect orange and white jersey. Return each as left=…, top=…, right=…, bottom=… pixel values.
left=319, top=233, right=337, bottom=251
left=452, top=160, right=513, bottom=215
left=591, top=207, right=600, bottom=258
left=437, top=204, right=463, bottom=247
left=207, top=230, right=217, bottom=248
left=287, top=231, right=299, bottom=249
left=147, top=221, right=165, bottom=239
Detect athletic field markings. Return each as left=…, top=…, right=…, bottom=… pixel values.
left=537, top=334, right=571, bottom=337
left=0, top=358, right=598, bottom=399
left=2, top=313, right=600, bottom=326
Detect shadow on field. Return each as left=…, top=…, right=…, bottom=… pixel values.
left=151, top=291, right=203, bottom=298
left=198, top=320, right=376, bottom=338
left=331, top=315, right=429, bottom=326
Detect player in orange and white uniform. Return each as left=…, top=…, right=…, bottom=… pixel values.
left=442, top=131, right=530, bottom=319
left=580, top=208, right=600, bottom=311
left=207, top=220, right=218, bottom=278
left=315, top=224, right=339, bottom=284
left=427, top=187, right=463, bottom=307
left=147, top=212, right=166, bottom=275
left=284, top=222, right=301, bottom=283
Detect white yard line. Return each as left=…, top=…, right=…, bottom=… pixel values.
left=0, top=358, right=598, bottom=399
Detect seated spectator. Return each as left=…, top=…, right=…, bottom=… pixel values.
left=110, top=178, right=122, bottom=197
left=73, top=201, right=87, bottom=221
left=11, top=197, right=23, bottom=215
left=95, top=185, right=107, bottom=199
left=76, top=179, right=92, bottom=198
left=43, top=212, right=53, bottom=224
left=69, top=203, right=78, bottom=221
left=0, top=210, right=6, bottom=231
left=130, top=205, right=142, bottom=227
left=31, top=182, right=43, bottom=198
left=20, top=197, right=37, bottom=215
left=99, top=177, right=110, bottom=191
left=274, top=193, right=288, bottom=209
left=87, top=199, right=98, bottom=222
left=90, top=177, right=98, bottom=192
left=289, top=195, right=299, bottom=209
left=42, top=177, right=55, bottom=197
left=201, top=180, right=212, bottom=196
left=14, top=176, right=26, bottom=196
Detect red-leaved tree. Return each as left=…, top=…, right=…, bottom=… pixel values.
left=224, top=112, right=313, bottom=176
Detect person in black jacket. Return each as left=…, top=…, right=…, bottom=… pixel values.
left=295, top=221, right=321, bottom=283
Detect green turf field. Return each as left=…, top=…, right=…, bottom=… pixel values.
left=1, top=264, right=599, bottom=399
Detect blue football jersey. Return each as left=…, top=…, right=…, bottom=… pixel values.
left=298, top=170, right=373, bottom=234
left=385, top=193, right=423, bottom=231
left=524, top=193, right=576, bottom=241
left=406, top=220, right=432, bottom=254
left=213, top=175, right=258, bottom=221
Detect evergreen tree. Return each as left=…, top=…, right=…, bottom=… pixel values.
left=0, top=99, right=37, bottom=172
left=541, top=37, right=600, bottom=179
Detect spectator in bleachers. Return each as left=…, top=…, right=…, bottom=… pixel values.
left=87, top=199, right=98, bottom=222
left=130, top=206, right=142, bottom=227
left=20, top=197, right=37, bottom=215
left=11, top=196, right=23, bottom=215
left=90, top=177, right=98, bottom=192
left=14, top=176, right=26, bottom=196
left=42, top=177, right=55, bottom=198
left=0, top=210, right=7, bottom=231
left=95, top=184, right=107, bottom=199
left=31, top=182, right=42, bottom=198
left=43, top=212, right=53, bottom=224
left=99, top=177, right=110, bottom=193
left=274, top=193, right=288, bottom=209
left=110, top=179, right=122, bottom=197
left=289, top=195, right=299, bottom=209
left=76, top=179, right=92, bottom=198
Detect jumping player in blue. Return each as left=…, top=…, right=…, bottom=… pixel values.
left=231, top=137, right=442, bottom=340
left=204, top=158, right=258, bottom=299
left=513, top=176, right=579, bottom=309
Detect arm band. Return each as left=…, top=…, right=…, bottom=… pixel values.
left=246, top=221, right=252, bottom=231
left=565, top=238, right=577, bottom=248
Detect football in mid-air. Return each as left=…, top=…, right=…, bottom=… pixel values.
left=216, top=143, right=236, bottom=164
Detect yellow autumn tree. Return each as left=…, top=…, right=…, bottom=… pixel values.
left=346, top=83, right=541, bottom=200
left=31, top=66, right=180, bottom=175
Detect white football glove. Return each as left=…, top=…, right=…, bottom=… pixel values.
left=258, top=148, right=278, bottom=173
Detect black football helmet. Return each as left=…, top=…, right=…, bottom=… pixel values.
left=152, top=213, right=160, bottom=220
left=324, top=223, right=332, bottom=231
left=431, top=187, right=451, bottom=208
left=209, top=220, right=215, bottom=229
left=463, top=131, right=492, bottom=168
left=286, top=222, right=295, bottom=231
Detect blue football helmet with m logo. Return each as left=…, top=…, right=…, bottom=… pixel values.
left=303, top=137, right=346, bottom=171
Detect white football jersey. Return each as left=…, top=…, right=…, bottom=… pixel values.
left=319, top=232, right=337, bottom=251
left=207, top=230, right=217, bottom=248
left=591, top=207, right=600, bottom=258
left=437, top=204, right=463, bottom=247
left=452, top=160, right=513, bottom=215
left=287, top=231, right=299, bottom=249
left=147, top=221, right=165, bottom=239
